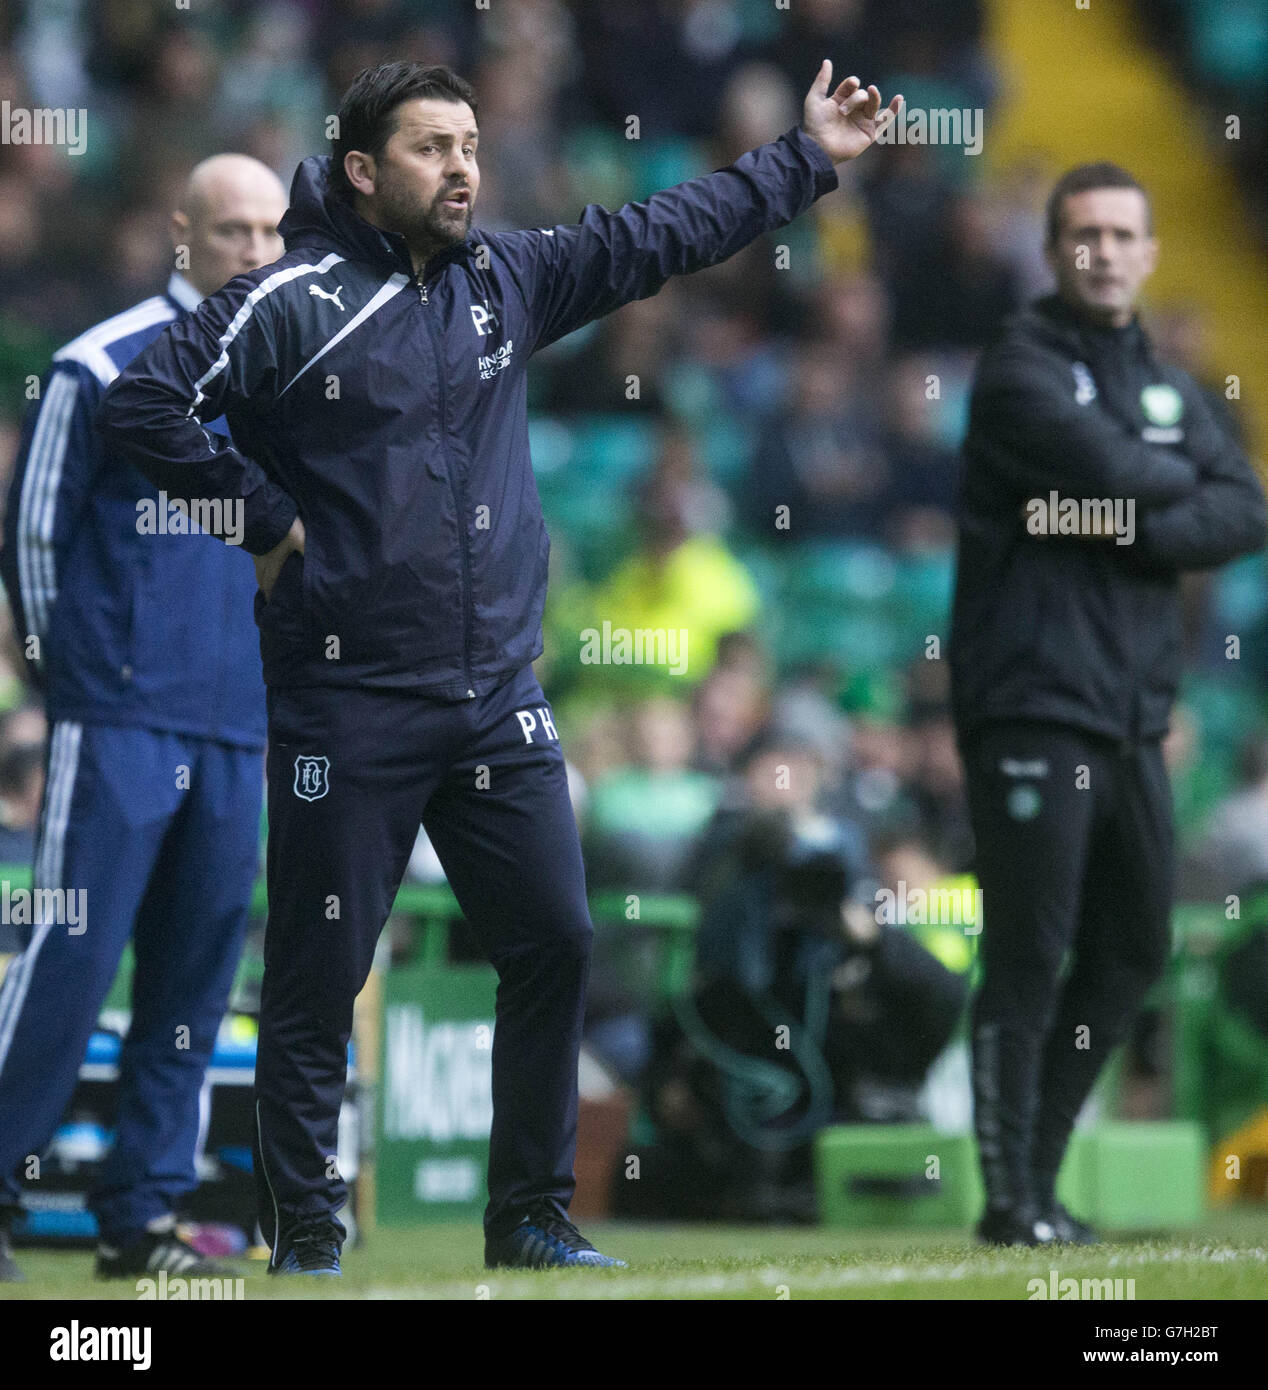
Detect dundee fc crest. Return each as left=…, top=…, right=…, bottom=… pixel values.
left=294, top=754, right=330, bottom=802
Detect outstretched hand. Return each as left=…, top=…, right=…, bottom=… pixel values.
left=802, top=61, right=902, bottom=164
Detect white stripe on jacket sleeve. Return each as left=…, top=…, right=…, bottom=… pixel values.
left=15, top=371, right=79, bottom=652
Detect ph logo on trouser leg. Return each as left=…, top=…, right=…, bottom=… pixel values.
left=515, top=707, right=558, bottom=744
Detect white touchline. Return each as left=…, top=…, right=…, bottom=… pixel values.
left=364, top=1245, right=1265, bottom=1300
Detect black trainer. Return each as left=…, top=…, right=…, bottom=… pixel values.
left=96, top=1218, right=228, bottom=1279
left=976, top=1204, right=1056, bottom=1248
left=485, top=1203, right=627, bottom=1270
left=1040, top=1200, right=1100, bottom=1245
left=269, top=1225, right=342, bottom=1277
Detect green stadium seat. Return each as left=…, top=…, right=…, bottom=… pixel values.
left=1189, top=0, right=1268, bottom=91
left=571, top=414, right=660, bottom=485
left=1211, top=552, right=1268, bottom=633
left=783, top=540, right=898, bottom=605
left=731, top=544, right=786, bottom=607
left=892, top=551, right=955, bottom=635
left=774, top=608, right=904, bottom=674
left=631, top=137, right=707, bottom=202
left=527, top=415, right=576, bottom=477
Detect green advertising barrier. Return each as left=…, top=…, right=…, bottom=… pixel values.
left=375, top=963, right=498, bottom=1225
left=814, top=1120, right=1205, bottom=1231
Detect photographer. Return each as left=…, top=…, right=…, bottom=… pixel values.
left=625, top=731, right=965, bottom=1221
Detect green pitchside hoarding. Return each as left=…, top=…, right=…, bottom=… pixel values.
left=376, top=965, right=497, bottom=1224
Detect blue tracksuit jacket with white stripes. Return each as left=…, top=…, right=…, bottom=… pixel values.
left=99, top=128, right=838, bottom=700
left=1, top=275, right=266, bottom=748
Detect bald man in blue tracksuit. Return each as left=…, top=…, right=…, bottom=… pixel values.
left=99, top=59, right=900, bottom=1273
left=0, top=155, right=286, bottom=1282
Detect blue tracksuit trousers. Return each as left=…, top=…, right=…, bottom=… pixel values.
left=0, top=723, right=262, bottom=1242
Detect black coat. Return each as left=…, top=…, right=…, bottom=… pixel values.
left=950, top=294, right=1266, bottom=742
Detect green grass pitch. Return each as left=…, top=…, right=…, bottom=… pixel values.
left=6, top=1211, right=1268, bottom=1300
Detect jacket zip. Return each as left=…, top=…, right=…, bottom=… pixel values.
left=417, top=274, right=476, bottom=697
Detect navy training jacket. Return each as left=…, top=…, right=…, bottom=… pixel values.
left=98, top=127, right=838, bottom=700
left=1, top=275, right=266, bottom=747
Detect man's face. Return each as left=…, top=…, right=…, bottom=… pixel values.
left=1046, top=187, right=1157, bottom=327
left=352, top=98, right=479, bottom=255
left=177, top=175, right=286, bottom=298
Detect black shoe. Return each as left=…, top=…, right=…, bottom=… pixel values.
left=0, top=1220, right=24, bottom=1282
left=270, top=1225, right=342, bottom=1277
left=976, top=1204, right=1056, bottom=1248
left=96, top=1219, right=228, bottom=1279
left=1040, top=1200, right=1099, bottom=1245
left=484, top=1203, right=627, bottom=1270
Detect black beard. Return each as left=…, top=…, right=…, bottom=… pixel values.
left=429, top=201, right=473, bottom=244
left=375, top=183, right=473, bottom=262
left=400, top=190, right=469, bottom=252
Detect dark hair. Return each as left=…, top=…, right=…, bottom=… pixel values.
left=1045, top=162, right=1151, bottom=244
left=332, top=61, right=478, bottom=201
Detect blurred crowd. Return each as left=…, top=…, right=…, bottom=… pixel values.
left=1136, top=0, right=1268, bottom=242
left=1, top=1, right=1267, bottom=1183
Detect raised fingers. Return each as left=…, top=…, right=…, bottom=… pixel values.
left=840, top=87, right=871, bottom=117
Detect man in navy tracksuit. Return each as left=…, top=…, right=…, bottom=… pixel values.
left=100, top=60, right=901, bottom=1273
left=0, top=156, right=288, bottom=1281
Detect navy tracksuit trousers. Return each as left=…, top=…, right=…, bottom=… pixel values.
left=0, top=723, right=262, bottom=1243
left=254, top=662, right=593, bottom=1255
